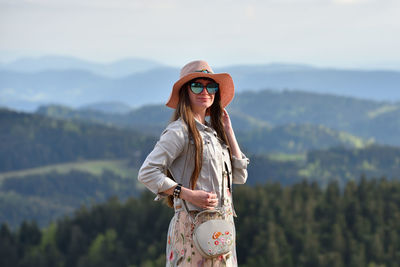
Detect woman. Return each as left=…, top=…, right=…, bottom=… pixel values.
left=138, top=60, right=249, bottom=267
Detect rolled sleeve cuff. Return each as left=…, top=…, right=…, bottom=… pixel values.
left=154, top=178, right=177, bottom=201
left=232, top=153, right=250, bottom=169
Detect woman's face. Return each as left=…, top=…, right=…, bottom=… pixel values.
left=187, top=78, right=216, bottom=111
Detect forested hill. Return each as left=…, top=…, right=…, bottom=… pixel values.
left=2, top=106, right=400, bottom=228
left=230, top=89, right=400, bottom=146
left=36, top=89, right=400, bottom=146
left=35, top=104, right=369, bottom=154
left=0, top=108, right=155, bottom=172
left=1, top=178, right=399, bottom=267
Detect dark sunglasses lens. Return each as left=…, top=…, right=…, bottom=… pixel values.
left=190, top=83, right=204, bottom=94
left=206, top=83, right=219, bottom=94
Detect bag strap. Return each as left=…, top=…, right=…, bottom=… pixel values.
left=224, top=160, right=238, bottom=217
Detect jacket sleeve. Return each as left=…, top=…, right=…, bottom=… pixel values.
left=137, top=123, right=186, bottom=199
left=232, top=152, right=250, bottom=184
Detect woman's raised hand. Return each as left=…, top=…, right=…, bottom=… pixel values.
left=222, top=109, right=233, bottom=132
left=181, top=188, right=218, bottom=209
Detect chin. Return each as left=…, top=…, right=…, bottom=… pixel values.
left=197, top=102, right=212, bottom=109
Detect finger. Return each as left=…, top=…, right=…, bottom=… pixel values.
left=206, top=201, right=216, bottom=209
left=203, top=202, right=214, bottom=209
left=207, top=199, right=216, bottom=206
left=206, top=198, right=218, bottom=205
left=207, top=197, right=217, bottom=204
left=210, top=200, right=219, bottom=207
left=208, top=193, right=217, bottom=199
left=224, top=109, right=229, bottom=117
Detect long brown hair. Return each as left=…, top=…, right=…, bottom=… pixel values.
left=166, top=78, right=232, bottom=207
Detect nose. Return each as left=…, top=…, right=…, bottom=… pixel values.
left=199, top=86, right=209, bottom=95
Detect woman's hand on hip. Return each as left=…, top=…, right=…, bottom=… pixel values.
left=181, top=188, right=218, bottom=209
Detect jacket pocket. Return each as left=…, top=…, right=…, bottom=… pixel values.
left=189, top=137, right=211, bottom=160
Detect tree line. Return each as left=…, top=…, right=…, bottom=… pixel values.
left=1, top=176, right=399, bottom=267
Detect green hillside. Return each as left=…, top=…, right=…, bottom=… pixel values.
left=1, top=144, right=399, bottom=228
left=1, top=101, right=400, bottom=229
left=239, top=123, right=371, bottom=154
left=0, top=108, right=155, bottom=172
left=0, top=159, right=138, bottom=183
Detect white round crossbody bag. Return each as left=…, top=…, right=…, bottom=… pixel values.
left=182, top=162, right=235, bottom=258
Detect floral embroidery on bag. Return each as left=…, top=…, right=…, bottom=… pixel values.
left=181, top=233, right=185, bottom=244
left=212, top=231, right=222, bottom=239
left=169, top=250, right=174, bottom=262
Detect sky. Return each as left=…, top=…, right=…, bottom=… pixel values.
left=0, top=0, right=399, bottom=69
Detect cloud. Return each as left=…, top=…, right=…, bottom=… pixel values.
left=332, top=0, right=376, bottom=4
left=0, top=0, right=399, bottom=67
left=1, top=0, right=179, bottom=9
left=244, top=5, right=256, bottom=19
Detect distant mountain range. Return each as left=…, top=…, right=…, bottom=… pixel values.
left=0, top=55, right=164, bottom=77
left=1, top=55, right=400, bottom=112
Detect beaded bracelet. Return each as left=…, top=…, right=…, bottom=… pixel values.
left=173, top=184, right=182, bottom=199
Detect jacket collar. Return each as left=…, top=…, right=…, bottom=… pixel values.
left=194, top=118, right=214, bottom=133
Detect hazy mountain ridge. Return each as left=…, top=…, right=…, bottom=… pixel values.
left=224, top=66, right=400, bottom=101
left=0, top=55, right=164, bottom=78
left=1, top=56, right=400, bottom=112
left=79, top=101, right=132, bottom=114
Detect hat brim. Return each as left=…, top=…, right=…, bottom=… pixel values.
left=166, top=72, right=235, bottom=109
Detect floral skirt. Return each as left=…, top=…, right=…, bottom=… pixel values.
left=166, top=201, right=237, bottom=267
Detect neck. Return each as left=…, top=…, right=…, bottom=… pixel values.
left=191, top=107, right=206, bottom=124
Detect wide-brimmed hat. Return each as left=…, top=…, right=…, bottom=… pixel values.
left=166, top=60, right=235, bottom=109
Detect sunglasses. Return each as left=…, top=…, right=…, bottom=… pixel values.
left=189, top=82, right=219, bottom=94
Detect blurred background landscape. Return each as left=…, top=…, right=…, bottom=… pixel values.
left=1, top=0, right=400, bottom=266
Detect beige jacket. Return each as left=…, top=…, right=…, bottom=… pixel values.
left=138, top=118, right=249, bottom=211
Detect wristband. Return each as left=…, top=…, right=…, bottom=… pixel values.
left=173, top=184, right=182, bottom=199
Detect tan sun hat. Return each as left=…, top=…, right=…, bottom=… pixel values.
left=166, top=60, right=235, bottom=109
